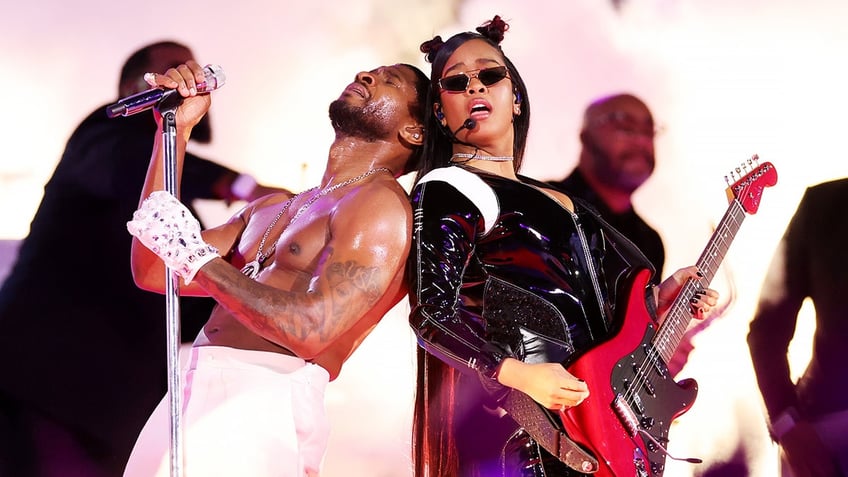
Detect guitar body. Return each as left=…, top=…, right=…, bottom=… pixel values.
left=562, top=268, right=698, bottom=477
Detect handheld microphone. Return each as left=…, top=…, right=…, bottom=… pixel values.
left=106, top=64, right=226, bottom=118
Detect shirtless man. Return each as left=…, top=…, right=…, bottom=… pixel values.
left=123, top=59, right=428, bottom=476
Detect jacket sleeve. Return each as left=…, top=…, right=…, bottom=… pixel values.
left=181, top=152, right=239, bottom=202
left=747, top=188, right=811, bottom=419
left=407, top=179, right=515, bottom=382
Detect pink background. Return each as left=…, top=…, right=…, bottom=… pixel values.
left=2, top=1, right=847, bottom=475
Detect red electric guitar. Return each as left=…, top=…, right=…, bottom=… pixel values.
left=556, top=158, right=778, bottom=476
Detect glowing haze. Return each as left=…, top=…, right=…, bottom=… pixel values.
left=2, top=0, right=846, bottom=475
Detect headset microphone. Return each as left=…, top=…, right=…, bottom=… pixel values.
left=457, top=118, right=477, bottom=133
left=446, top=118, right=478, bottom=146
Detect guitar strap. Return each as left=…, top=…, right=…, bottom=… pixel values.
left=503, top=389, right=599, bottom=474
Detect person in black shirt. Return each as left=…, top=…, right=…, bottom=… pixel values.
left=0, top=40, right=287, bottom=476
left=549, top=93, right=664, bottom=281
left=549, top=94, right=734, bottom=382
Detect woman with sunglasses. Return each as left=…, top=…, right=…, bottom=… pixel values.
left=407, top=15, right=718, bottom=477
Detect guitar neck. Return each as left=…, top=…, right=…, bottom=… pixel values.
left=653, top=199, right=747, bottom=363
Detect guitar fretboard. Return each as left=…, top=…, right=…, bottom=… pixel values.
left=653, top=199, right=747, bottom=363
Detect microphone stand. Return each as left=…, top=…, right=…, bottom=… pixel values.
left=155, top=93, right=185, bottom=477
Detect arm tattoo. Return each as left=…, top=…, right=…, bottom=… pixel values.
left=199, top=257, right=385, bottom=347
left=266, top=259, right=383, bottom=343
left=326, top=260, right=382, bottom=316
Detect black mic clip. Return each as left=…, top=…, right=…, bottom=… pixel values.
left=445, top=118, right=477, bottom=147
left=454, top=118, right=477, bottom=136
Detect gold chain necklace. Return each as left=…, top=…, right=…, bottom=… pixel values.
left=240, top=167, right=391, bottom=279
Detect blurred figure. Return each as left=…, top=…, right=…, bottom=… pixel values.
left=0, top=40, right=286, bottom=476
left=548, top=93, right=664, bottom=281
left=748, top=178, right=848, bottom=477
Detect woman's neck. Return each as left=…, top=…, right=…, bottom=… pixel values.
left=450, top=146, right=517, bottom=179
left=456, top=159, right=518, bottom=179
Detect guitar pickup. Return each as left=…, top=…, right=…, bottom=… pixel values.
left=631, top=362, right=656, bottom=396
left=632, top=393, right=646, bottom=415
left=643, top=343, right=669, bottom=379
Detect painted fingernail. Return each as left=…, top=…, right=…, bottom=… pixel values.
left=143, top=72, right=156, bottom=85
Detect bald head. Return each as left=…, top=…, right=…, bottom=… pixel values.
left=581, top=93, right=653, bottom=132
left=116, top=41, right=212, bottom=143
left=118, top=41, right=194, bottom=98
left=577, top=93, right=656, bottom=204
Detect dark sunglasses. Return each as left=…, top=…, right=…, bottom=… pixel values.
left=438, top=66, right=509, bottom=92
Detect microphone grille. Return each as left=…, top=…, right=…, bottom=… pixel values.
left=199, top=64, right=226, bottom=92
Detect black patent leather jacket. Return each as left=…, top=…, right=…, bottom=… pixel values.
left=408, top=166, right=654, bottom=390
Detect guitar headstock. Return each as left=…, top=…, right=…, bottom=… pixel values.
left=724, top=154, right=778, bottom=214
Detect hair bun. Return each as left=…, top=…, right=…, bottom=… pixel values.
left=420, top=36, right=445, bottom=64
left=476, top=15, right=509, bottom=44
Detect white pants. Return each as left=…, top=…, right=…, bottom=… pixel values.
left=123, top=346, right=330, bottom=477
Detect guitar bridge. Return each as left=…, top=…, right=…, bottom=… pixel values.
left=613, top=394, right=640, bottom=437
